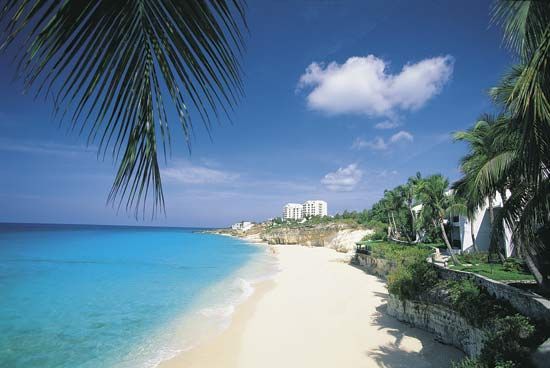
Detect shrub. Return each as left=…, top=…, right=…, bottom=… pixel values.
left=458, top=252, right=488, bottom=265
left=480, top=314, right=535, bottom=367
left=387, top=260, right=438, bottom=300
left=451, top=358, right=517, bottom=368
left=451, top=358, right=486, bottom=368
left=363, top=220, right=387, bottom=241
left=502, top=258, right=524, bottom=273
left=442, top=280, right=518, bottom=327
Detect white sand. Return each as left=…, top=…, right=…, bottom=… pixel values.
left=160, top=245, right=464, bottom=368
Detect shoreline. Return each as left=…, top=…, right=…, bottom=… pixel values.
left=159, top=241, right=464, bottom=367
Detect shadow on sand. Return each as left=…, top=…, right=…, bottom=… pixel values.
left=350, top=263, right=464, bottom=367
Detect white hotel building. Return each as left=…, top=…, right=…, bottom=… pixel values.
left=283, top=200, right=328, bottom=220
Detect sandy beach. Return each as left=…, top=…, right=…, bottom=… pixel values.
left=160, top=245, right=464, bottom=368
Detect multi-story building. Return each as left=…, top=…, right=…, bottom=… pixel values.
left=410, top=191, right=513, bottom=257
left=302, top=200, right=328, bottom=217
left=283, top=200, right=328, bottom=221
left=449, top=190, right=514, bottom=257
left=283, top=203, right=303, bottom=220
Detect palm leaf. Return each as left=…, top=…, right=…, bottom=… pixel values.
left=0, top=0, right=247, bottom=217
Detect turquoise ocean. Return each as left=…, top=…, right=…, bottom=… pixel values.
left=0, top=223, right=278, bottom=367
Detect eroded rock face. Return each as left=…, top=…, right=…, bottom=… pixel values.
left=260, top=224, right=371, bottom=252
left=386, top=294, right=487, bottom=357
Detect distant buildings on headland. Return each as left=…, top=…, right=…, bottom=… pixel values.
left=229, top=200, right=328, bottom=230
left=231, top=221, right=254, bottom=231
left=283, top=200, right=328, bottom=220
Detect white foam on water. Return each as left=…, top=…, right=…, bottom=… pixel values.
left=135, top=244, right=280, bottom=368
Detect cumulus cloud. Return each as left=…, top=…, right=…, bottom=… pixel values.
left=297, top=55, right=453, bottom=117
left=321, top=164, right=363, bottom=192
left=352, top=130, right=414, bottom=151
left=162, top=162, right=239, bottom=184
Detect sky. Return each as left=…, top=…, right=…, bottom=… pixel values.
left=0, top=0, right=514, bottom=227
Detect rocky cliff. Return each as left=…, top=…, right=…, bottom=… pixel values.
left=209, top=222, right=372, bottom=253
left=261, top=224, right=372, bottom=252
left=386, top=294, right=487, bottom=357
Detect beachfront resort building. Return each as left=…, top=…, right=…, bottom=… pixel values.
left=231, top=221, right=254, bottom=231
left=283, top=200, right=328, bottom=220
left=448, top=190, right=514, bottom=257
left=410, top=191, right=513, bottom=257
left=303, top=200, right=328, bottom=217
left=283, top=203, right=303, bottom=221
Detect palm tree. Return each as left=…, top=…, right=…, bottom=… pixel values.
left=489, top=1, right=550, bottom=290
left=415, top=174, right=461, bottom=265
left=453, top=115, right=515, bottom=261
left=407, top=172, right=423, bottom=242
left=0, top=0, right=247, bottom=217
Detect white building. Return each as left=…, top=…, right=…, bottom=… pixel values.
left=283, top=200, right=328, bottom=221
left=283, top=203, right=303, bottom=220
left=303, top=200, right=328, bottom=217
left=449, top=191, right=514, bottom=257
left=231, top=221, right=254, bottom=231
left=411, top=191, right=514, bottom=257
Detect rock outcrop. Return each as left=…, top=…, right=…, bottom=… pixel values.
left=386, top=294, right=488, bottom=357
left=260, top=224, right=371, bottom=252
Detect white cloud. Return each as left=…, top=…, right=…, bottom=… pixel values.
left=390, top=130, right=414, bottom=143
left=297, top=55, right=453, bottom=117
left=162, top=163, right=239, bottom=184
left=352, top=137, right=388, bottom=151
left=375, top=120, right=400, bottom=130
left=321, top=164, right=363, bottom=192
left=352, top=130, right=413, bottom=151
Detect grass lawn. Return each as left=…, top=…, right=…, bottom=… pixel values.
left=450, top=262, right=535, bottom=282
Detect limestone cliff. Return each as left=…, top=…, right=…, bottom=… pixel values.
left=261, top=223, right=371, bottom=252
left=209, top=222, right=372, bottom=253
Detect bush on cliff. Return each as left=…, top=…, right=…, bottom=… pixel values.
left=368, top=242, right=433, bottom=265
left=387, top=260, right=438, bottom=300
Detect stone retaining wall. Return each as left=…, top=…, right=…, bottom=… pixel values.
left=435, top=266, right=550, bottom=325
left=386, top=294, right=487, bottom=357
left=351, top=253, right=396, bottom=279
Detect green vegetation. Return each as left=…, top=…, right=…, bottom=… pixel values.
left=267, top=216, right=360, bottom=230
left=452, top=1, right=550, bottom=290
left=449, top=253, right=534, bottom=281
left=450, top=264, right=534, bottom=282
left=451, top=313, right=536, bottom=368
left=388, top=259, right=541, bottom=368
left=387, top=260, right=438, bottom=300
left=364, top=241, right=433, bottom=265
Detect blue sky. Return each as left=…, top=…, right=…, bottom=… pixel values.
left=0, top=0, right=513, bottom=227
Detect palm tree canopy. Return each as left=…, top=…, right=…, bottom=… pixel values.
left=0, top=0, right=247, bottom=217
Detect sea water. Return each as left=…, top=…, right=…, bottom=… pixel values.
left=0, top=223, right=278, bottom=367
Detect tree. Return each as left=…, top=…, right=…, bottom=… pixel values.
left=0, top=0, right=247, bottom=217
left=488, top=1, right=550, bottom=290
left=415, top=174, right=461, bottom=265
left=453, top=115, right=515, bottom=261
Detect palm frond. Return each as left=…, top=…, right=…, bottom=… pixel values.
left=0, top=0, right=247, bottom=217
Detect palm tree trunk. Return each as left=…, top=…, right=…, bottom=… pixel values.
left=519, top=242, right=550, bottom=292
left=469, top=216, right=478, bottom=252
left=409, top=207, right=417, bottom=243
left=390, top=212, right=398, bottom=238
left=437, top=219, right=460, bottom=265
left=488, top=195, right=506, bottom=263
